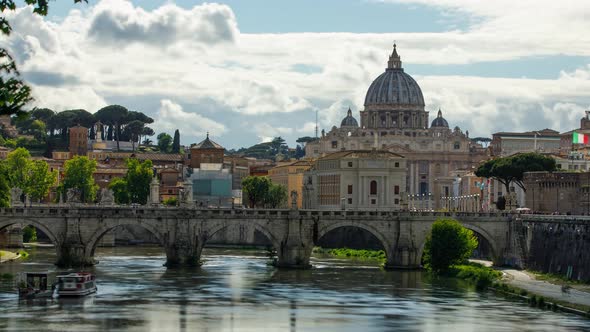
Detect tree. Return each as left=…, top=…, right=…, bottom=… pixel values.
left=172, top=129, right=180, bottom=153
left=475, top=153, right=556, bottom=193
left=423, top=218, right=478, bottom=273
left=0, top=163, right=10, bottom=207
left=265, top=183, right=288, bottom=208
left=4, top=147, right=31, bottom=190
left=109, top=178, right=129, bottom=205
left=242, top=176, right=271, bottom=208
left=157, top=133, right=173, bottom=153
left=108, top=158, right=153, bottom=205
left=60, top=156, right=98, bottom=203
left=0, top=1, right=86, bottom=116
left=140, top=127, right=155, bottom=147
left=25, top=160, right=57, bottom=201
left=3, top=147, right=56, bottom=201
left=296, top=136, right=318, bottom=145
left=95, top=105, right=129, bottom=151
left=124, top=159, right=153, bottom=204
left=125, top=120, right=144, bottom=152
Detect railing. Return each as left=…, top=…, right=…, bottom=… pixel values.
left=0, top=205, right=514, bottom=220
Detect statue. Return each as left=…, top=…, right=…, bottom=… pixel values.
left=290, top=190, right=298, bottom=210
left=100, top=188, right=115, bottom=205
left=24, top=194, right=31, bottom=207
left=10, top=187, right=23, bottom=207
left=66, top=188, right=81, bottom=204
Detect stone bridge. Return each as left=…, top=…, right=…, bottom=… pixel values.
left=0, top=206, right=517, bottom=269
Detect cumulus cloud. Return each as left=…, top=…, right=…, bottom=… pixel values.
left=87, top=0, right=238, bottom=46
left=155, top=99, right=226, bottom=138
left=4, top=0, right=590, bottom=147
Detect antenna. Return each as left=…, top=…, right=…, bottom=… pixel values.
left=315, top=109, right=318, bottom=138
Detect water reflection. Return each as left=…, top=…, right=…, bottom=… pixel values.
left=0, top=246, right=588, bottom=331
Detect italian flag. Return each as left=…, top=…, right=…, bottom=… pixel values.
left=573, top=132, right=589, bottom=144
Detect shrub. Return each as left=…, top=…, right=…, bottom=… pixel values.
left=163, top=197, right=178, bottom=206
left=23, top=225, right=37, bottom=243
left=423, top=218, right=478, bottom=273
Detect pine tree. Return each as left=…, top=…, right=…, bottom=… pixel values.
left=172, top=129, right=180, bottom=153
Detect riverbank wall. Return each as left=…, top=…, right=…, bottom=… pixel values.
left=520, top=217, right=590, bottom=281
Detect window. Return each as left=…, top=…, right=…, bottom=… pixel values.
left=370, top=180, right=377, bottom=195
left=332, top=141, right=338, bottom=148
left=394, top=199, right=399, bottom=204
left=348, top=161, right=353, bottom=167
left=394, top=185, right=400, bottom=195
left=347, top=198, right=353, bottom=204
left=394, top=162, right=399, bottom=168
left=454, top=142, right=460, bottom=149
left=348, top=185, right=353, bottom=194
left=371, top=199, right=376, bottom=205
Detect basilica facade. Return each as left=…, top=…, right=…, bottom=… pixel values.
left=305, top=45, right=489, bottom=208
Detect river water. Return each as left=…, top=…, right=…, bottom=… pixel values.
left=0, top=246, right=589, bottom=332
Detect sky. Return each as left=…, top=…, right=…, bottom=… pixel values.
left=4, top=0, right=590, bottom=148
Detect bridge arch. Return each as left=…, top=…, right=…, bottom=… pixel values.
left=202, top=220, right=282, bottom=250
left=416, top=222, right=500, bottom=265
left=85, top=220, right=166, bottom=258
left=0, top=217, right=60, bottom=246
left=316, top=221, right=394, bottom=261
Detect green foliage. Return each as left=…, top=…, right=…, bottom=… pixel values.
left=242, top=176, right=271, bottom=208
left=3, top=147, right=56, bottom=201
left=109, top=177, right=129, bottom=204
left=0, top=163, right=9, bottom=207
left=95, top=105, right=128, bottom=151
left=108, top=159, right=153, bottom=205
left=265, top=183, right=288, bottom=208
left=124, top=159, right=153, bottom=204
left=22, top=225, right=37, bottom=243
left=172, top=129, right=180, bottom=153
left=157, top=132, right=172, bottom=153
left=60, top=155, right=98, bottom=203
left=312, top=247, right=386, bottom=262
left=449, top=263, right=502, bottom=290
left=475, top=152, right=556, bottom=192
left=423, top=218, right=478, bottom=273
left=163, top=197, right=178, bottom=206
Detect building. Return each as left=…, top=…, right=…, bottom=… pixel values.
left=0, top=115, right=18, bottom=138
left=93, top=166, right=127, bottom=189
left=158, top=167, right=183, bottom=202
left=0, top=146, right=12, bottom=159
left=223, top=155, right=250, bottom=190
left=69, top=125, right=88, bottom=156
left=189, top=133, right=224, bottom=168
left=523, top=171, right=590, bottom=215
left=490, top=129, right=560, bottom=157
left=303, top=150, right=406, bottom=210
left=560, top=111, right=590, bottom=155
left=268, top=160, right=313, bottom=208
left=188, top=163, right=233, bottom=207
left=305, top=45, right=488, bottom=208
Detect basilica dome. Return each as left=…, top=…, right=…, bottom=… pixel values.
left=431, top=109, right=449, bottom=128
left=364, top=44, right=425, bottom=109
left=340, top=107, right=359, bottom=127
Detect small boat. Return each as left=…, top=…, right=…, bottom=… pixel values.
left=56, top=272, right=97, bottom=297
left=17, top=272, right=54, bottom=299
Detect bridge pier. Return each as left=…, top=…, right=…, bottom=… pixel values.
left=275, top=212, right=313, bottom=269
left=164, top=242, right=203, bottom=267
left=384, top=246, right=422, bottom=270
left=56, top=243, right=95, bottom=267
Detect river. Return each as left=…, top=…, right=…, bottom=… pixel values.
left=0, top=246, right=589, bottom=331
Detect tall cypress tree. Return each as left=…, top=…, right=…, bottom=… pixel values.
left=172, top=129, right=180, bottom=153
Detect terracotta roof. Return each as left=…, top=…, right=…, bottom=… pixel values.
left=107, top=153, right=183, bottom=162
left=493, top=129, right=560, bottom=137
left=191, top=133, right=223, bottom=150
left=319, top=149, right=405, bottom=160
left=272, top=160, right=313, bottom=169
